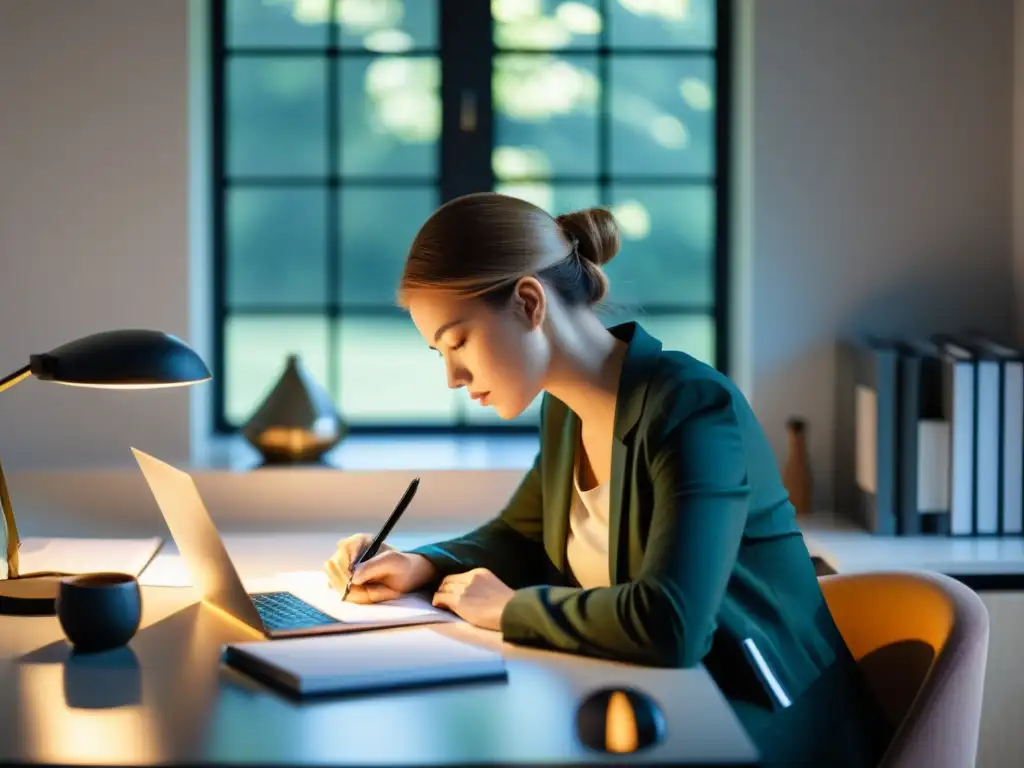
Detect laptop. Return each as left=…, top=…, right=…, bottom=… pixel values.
left=131, top=448, right=453, bottom=639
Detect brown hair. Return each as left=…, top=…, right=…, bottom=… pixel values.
left=397, top=192, right=621, bottom=309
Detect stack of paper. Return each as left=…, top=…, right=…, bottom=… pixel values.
left=17, top=536, right=163, bottom=577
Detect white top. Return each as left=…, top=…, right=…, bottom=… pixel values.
left=566, top=453, right=612, bottom=589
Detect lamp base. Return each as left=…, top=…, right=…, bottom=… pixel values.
left=0, top=574, right=64, bottom=616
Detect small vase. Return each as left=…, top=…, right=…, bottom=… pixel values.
left=242, top=355, right=346, bottom=465
left=783, top=417, right=813, bottom=516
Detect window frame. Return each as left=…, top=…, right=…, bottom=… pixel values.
left=209, top=0, right=732, bottom=436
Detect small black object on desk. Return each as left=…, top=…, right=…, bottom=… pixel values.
left=576, top=686, right=666, bottom=754
left=56, top=573, right=142, bottom=653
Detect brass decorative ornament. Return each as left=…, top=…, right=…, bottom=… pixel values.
left=242, top=355, right=346, bottom=464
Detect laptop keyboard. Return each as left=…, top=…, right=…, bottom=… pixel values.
left=250, top=591, right=338, bottom=632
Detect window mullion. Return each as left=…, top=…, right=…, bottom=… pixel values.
left=440, top=0, right=494, bottom=203
left=327, top=0, right=341, bottom=410
left=439, top=0, right=494, bottom=428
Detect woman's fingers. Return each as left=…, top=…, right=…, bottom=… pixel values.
left=331, top=533, right=394, bottom=573
left=432, top=590, right=456, bottom=611
left=438, top=568, right=482, bottom=592
left=338, top=534, right=371, bottom=570
left=324, top=558, right=348, bottom=592
left=343, top=585, right=375, bottom=604
left=362, top=581, right=401, bottom=603
left=351, top=550, right=403, bottom=585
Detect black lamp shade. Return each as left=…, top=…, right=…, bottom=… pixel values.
left=28, top=329, right=211, bottom=387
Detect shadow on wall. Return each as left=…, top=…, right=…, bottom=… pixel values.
left=837, top=266, right=1013, bottom=342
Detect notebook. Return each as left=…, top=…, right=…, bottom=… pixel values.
left=222, top=627, right=508, bottom=699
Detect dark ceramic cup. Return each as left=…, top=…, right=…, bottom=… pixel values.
left=56, top=573, right=142, bottom=653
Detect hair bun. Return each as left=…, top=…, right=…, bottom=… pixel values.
left=556, top=207, right=621, bottom=267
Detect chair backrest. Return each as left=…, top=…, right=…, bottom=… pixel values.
left=819, top=571, right=989, bottom=768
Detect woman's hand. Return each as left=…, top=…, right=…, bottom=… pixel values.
left=324, top=534, right=435, bottom=603
left=431, top=568, right=515, bottom=631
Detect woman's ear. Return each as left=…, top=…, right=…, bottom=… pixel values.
left=512, top=277, right=546, bottom=330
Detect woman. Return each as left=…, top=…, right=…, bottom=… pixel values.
left=324, top=193, right=890, bottom=765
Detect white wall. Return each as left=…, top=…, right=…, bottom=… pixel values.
left=1016, top=0, right=1024, bottom=341
left=749, top=0, right=1016, bottom=509
left=0, top=0, right=192, bottom=470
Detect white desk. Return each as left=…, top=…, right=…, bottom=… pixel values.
left=800, top=513, right=1024, bottom=582
left=135, top=518, right=1024, bottom=590
left=0, top=532, right=759, bottom=767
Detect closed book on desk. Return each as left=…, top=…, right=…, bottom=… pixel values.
left=223, top=627, right=507, bottom=699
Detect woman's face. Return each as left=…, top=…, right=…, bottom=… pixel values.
left=406, top=284, right=549, bottom=420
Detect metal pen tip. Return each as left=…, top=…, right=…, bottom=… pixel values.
left=341, top=576, right=352, bottom=602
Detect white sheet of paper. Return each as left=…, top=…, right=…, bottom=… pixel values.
left=137, top=559, right=455, bottom=625
left=245, top=570, right=456, bottom=624
left=17, top=536, right=162, bottom=577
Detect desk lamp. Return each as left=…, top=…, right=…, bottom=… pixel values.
left=0, top=329, right=211, bottom=616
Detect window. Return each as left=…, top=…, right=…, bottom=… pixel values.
left=211, top=0, right=731, bottom=433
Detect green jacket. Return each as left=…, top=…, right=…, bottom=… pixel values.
left=412, top=323, right=888, bottom=763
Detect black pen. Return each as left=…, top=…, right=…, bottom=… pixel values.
left=342, top=476, right=420, bottom=602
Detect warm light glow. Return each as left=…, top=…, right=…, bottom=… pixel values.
left=252, top=426, right=340, bottom=454
left=53, top=378, right=211, bottom=390
left=0, top=368, right=32, bottom=394
left=18, top=663, right=162, bottom=764
left=680, top=77, right=713, bottom=110
left=611, top=199, right=651, bottom=239
left=605, top=691, right=639, bottom=753
left=204, top=600, right=266, bottom=639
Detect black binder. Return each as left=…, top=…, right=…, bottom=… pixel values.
left=897, top=340, right=950, bottom=536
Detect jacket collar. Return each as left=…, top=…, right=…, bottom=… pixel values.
left=607, top=322, right=663, bottom=441
left=546, top=322, right=664, bottom=582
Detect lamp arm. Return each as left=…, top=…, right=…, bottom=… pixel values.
left=0, top=365, right=28, bottom=577
left=0, top=365, right=31, bottom=394
left=0, top=455, right=17, bottom=577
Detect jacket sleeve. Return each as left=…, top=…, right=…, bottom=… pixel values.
left=499, top=381, right=751, bottom=667
left=406, top=452, right=554, bottom=590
